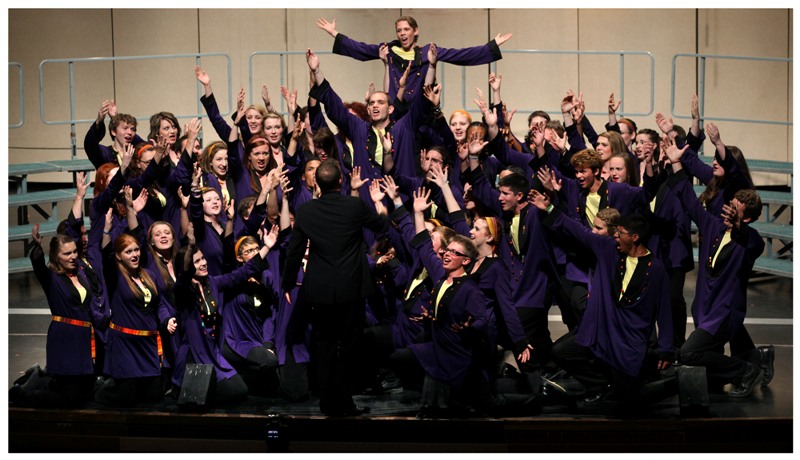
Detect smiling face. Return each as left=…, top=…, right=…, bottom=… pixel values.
left=469, top=218, right=493, bottom=248
left=368, top=92, right=392, bottom=125
left=202, top=190, right=222, bottom=217
left=608, top=156, right=628, bottom=184
left=210, top=149, right=229, bottom=178
left=192, top=250, right=208, bottom=278
left=263, top=117, right=283, bottom=146
left=116, top=241, right=141, bottom=270
left=245, top=108, right=264, bottom=135
left=56, top=241, right=79, bottom=272
left=395, top=20, right=418, bottom=51
left=449, top=113, right=470, bottom=142
left=159, top=119, right=178, bottom=146
left=442, top=242, right=470, bottom=272
left=149, top=223, right=174, bottom=252
left=112, top=121, right=136, bottom=147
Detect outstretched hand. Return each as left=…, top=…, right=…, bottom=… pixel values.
left=315, top=18, right=338, bottom=37
left=412, top=187, right=433, bottom=214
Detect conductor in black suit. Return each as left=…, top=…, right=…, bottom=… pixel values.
left=282, top=159, right=390, bottom=416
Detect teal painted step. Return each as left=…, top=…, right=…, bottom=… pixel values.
left=696, top=155, right=793, bottom=175
left=9, top=220, right=92, bottom=242
left=690, top=222, right=793, bottom=241
left=8, top=162, right=63, bottom=176
left=691, top=248, right=792, bottom=278
left=9, top=257, right=35, bottom=274
left=46, top=159, right=95, bottom=172
left=9, top=188, right=95, bottom=207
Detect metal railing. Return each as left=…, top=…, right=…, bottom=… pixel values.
left=249, top=50, right=330, bottom=115
left=487, top=49, right=655, bottom=117
left=671, top=53, right=793, bottom=126
left=9, top=62, right=24, bottom=128
left=39, top=53, right=232, bottom=159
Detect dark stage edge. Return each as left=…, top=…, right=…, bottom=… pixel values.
left=9, top=389, right=792, bottom=453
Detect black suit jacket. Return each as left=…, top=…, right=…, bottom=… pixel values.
left=282, top=191, right=390, bottom=304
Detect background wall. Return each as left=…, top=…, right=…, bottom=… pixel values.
left=8, top=8, right=794, bottom=186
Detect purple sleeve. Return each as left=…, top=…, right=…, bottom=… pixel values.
left=679, top=146, right=713, bottom=185
left=84, top=122, right=110, bottom=169
left=465, top=166, right=502, bottom=216
left=332, top=34, right=381, bottom=61
left=581, top=116, right=599, bottom=147
left=200, top=93, right=233, bottom=142
left=409, top=231, right=445, bottom=285
left=309, top=79, right=362, bottom=142
left=226, top=139, right=246, bottom=183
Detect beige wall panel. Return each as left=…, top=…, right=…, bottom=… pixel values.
left=578, top=9, right=697, bottom=140
left=697, top=9, right=791, bottom=185
left=9, top=9, right=114, bottom=182
left=197, top=9, right=287, bottom=143
left=110, top=9, right=202, bottom=134
left=489, top=9, right=579, bottom=138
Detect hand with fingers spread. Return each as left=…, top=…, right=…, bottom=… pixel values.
left=281, top=85, right=298, bottom=115
left=528, top=188, right=552, bottom=211
left=234, top=88, right=247, bottom=124
left=662, top=134, right=688, bottom=165
left=350, top=166, right=369, bottom=191
left=369, top=178, right=386, bottom=204
left=260, top=83, right=273, bottom=112
left=426, top=162, right=449, bottom=190
left=410, top=305, right=432, bottom=322
left=264, top=224, right=280, bottom=249
left=545, top=127, right=568, bottom=153
left=705, top=122, right=722, bottom=146
left=423, top=83, right=442, bottom=108
left=315, top=17, right=338, bottom=38
left=467, top=129, right=488, bottom=156
left=655, top=112, right=674, bottom=135
left=413, top=187, right=433, bottom=214
left=119, top=143, right=134, bottom=175
left=428, top=42, right=439, bottom=67
left=380, top=174, right=400, bottom=202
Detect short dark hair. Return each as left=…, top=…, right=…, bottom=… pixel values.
left=450, top=234, right=477, bottom=261
left=315, top=159, right=342, bottom=193
left=498, top=172, right=529, bottom=195
left=618, top=213, right=650, bottom=242
left=734, top=189, right=762, bottom=222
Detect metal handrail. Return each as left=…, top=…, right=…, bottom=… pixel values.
left=487, top=49, right=655, bottom=117
left=671, top=53, right=793, bottom=126
left=9, top=62, right=24, bottom=128
left=248, top=50, right=332, bottom=115
left=39, top=53, right=232, bottom=160
left=39, top=53, right=233, bottom=126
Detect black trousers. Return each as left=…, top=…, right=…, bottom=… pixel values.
left=309, top=299, right=366, bottom=413
left=551, top=332, right=645, bottom=398
left=517, top=306, right=553, bottom=369
left=679, top=320, right=757, bottom=387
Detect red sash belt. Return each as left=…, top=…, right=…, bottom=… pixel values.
left=52, top=315, right=96, bottom=359
left=110, top=322, right=163, bottom=356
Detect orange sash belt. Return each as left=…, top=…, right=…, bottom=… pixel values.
left=52, top=315, right=96, bottom=359
left=110, top=322, right=163, bottom=356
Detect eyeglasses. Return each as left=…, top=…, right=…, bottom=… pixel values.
left=614, top=229, right=634, bottom=236
left=240, top=247, right=258, bottom=256
left=444, top=247, right=468, bottom=258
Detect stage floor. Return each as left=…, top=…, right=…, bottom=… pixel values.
left=7, top=270, right=794, bottom=453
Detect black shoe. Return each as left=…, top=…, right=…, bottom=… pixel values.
left=583, top=385, right=612, bottom=404
left=730, top=363, right=764, bottom=398
left=380, top=377, right=403, bottom=394
left=758, top=345, right=775, bottom=386
left=540, top=377, right=576, bottom=408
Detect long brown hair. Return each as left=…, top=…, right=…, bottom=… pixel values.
left=48, top=234, right=77, bottom=275
left=244, top=136, right=277, bottom=193
left=698, top=146, right=754, bottom=208
left=94, top=162, right=127, bottom=217
left=114, top=233, right=157, bottom=301
left=200, top=141, right=228, bottom=178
